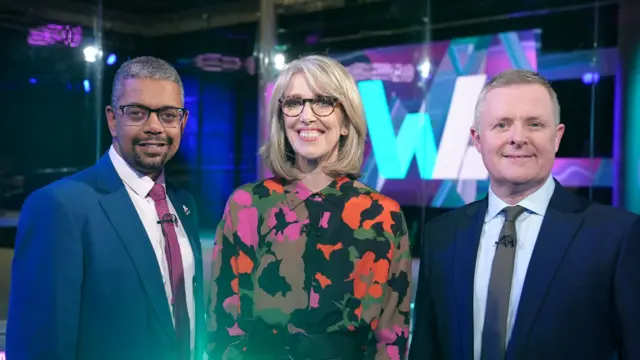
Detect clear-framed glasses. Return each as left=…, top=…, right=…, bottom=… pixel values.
left=279, top=96, right=339, bottom=117
left=118, top=104, right=187, bottom=128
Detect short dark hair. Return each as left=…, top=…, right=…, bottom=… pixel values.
left=110, top=56, right=184, bottom=106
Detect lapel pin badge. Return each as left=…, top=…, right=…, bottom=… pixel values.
left=183, top=205, right=190, bottom=215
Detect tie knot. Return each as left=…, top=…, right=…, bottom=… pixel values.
left=148, top=183, right=166, bottom=201
left=503, top=205, right=526, bottom=222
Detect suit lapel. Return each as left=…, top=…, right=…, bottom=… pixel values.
left=167, top=184, right=205, bottom=360
left=166, top=186, right=203, bottom=288
left=167, top=185, right=198, bottom=247
left=507, top=182, right=584, bottom=359
left=454, top=199, right=487, bottom=360
left=95, top=154, right=176, bottom=341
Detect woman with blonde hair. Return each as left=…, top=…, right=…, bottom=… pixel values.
left=207, top=54, right=412, bottom=360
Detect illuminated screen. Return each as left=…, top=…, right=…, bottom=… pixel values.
left=27, top=24, right=82, bottom=47
left=259, top=30, right=612, bottom=207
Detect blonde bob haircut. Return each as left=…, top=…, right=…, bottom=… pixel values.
left=260, top=54, right=367, bottom=180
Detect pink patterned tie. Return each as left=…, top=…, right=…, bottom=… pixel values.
left=148, top=183, right=190, bottom=359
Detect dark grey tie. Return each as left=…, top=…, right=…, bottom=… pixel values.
left=481, top=205, right=526, bottom=360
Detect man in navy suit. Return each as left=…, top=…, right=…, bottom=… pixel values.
left=7, top=56, right=205, bottom=360
left=409, top=69, right=640, bottom=360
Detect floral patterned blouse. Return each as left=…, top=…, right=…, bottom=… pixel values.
left=207, top=176, right=412, bottom=359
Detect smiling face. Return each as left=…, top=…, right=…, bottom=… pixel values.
left=471, top=83, right=564, bottom=191
left=106, top=78, right=188, bottom=176
left=282, top=73, right=348, bottom=167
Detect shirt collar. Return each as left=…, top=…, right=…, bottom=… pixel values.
left=281, top=175, right=353, bottom=210
left=485, top=175, right=555, bottom=223
left=108, top=145, right=165, bottom=198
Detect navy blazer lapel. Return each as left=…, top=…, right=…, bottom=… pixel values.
left=166, top=184, right=198, bottom=247
left=166, top=185, right=202, bottom=280
left=94, top=154, right=176, bottom=341
left=166, top=185, right=203, bottom=289
left=166, top=183, right=206, bottom=360
left=454, top=198, right=487, bottom=360
left=507, top=181, right=585, bottom=360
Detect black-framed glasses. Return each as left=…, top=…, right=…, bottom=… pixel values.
left=117, top=104, right=187, bottom=128
left=279, top=96, right=338, bottom=117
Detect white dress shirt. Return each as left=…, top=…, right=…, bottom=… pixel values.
left=109, top=146, right=196, bottom=355
left=473, top=175, right=555, bottom=360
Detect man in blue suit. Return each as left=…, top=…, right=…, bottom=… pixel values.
left=7, top=56, right=205, bottom=360
left=409, top=69, right=640, bottom=360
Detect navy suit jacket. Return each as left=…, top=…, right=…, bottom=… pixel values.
left=409, top=180, right=640, bottom=360
left=6, top=153, right=206, bottom=360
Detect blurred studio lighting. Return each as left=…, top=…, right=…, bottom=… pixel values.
left=83, top=46, right=102, bottom=62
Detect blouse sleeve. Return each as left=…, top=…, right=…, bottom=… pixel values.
left=365, top=210, right=413, bottom=360
left=206, top=193, right=248, bottom=359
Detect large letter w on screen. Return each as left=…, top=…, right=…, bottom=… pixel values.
left=358, top=74, right=488, bottom=180
left=358, top=80, right=437, bottom=179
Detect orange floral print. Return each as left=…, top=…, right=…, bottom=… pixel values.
left=263, top=179, right=284, bottom=195
left=317, top=243, right=343, bottom=260
left=342, top=195, right=373, bottom=229
left=314, top=273, right=332, bottom=289
left=207, top=176, right=412, bottom=360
